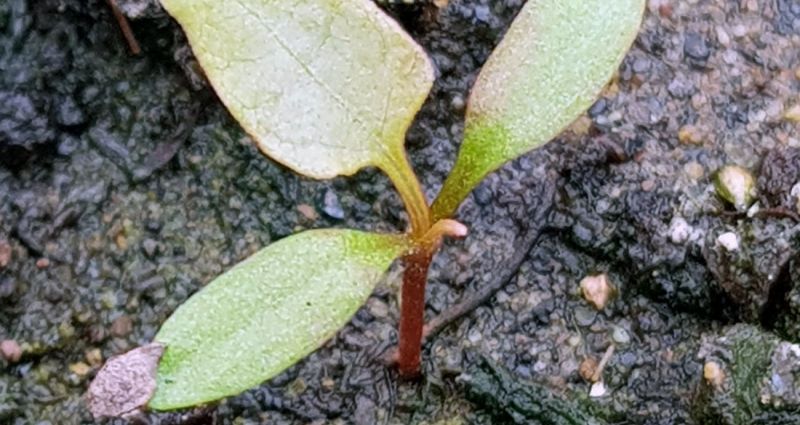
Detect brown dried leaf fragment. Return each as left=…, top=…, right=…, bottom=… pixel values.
left=85, top=342, right=164, bottom=419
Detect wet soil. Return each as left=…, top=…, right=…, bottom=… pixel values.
left=1, top=0, right=799, bottom=424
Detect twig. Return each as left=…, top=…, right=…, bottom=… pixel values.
left=106, top=0, right=141, bottom=55
left=422, top=203, right=553, bottom=340
left=591, top=344, right=615, bottom=382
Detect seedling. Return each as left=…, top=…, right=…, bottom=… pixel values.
left=89, top=0, right=644, bottom=415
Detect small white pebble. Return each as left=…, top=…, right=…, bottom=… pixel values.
left=669, top=217, right=692, bottom=244
left=589, top=381, right=608, bottom=398
left=612, top=327, right=631, bottom=345
left=716, top=27, right=730, bottom=46
left=717, top=232, right=740, bottom=252
left=467, top=328, right=482, bottom=344
left=791, top=183, right=800, bottom=198
left=792, top=183, right=800, bottom=213
left=746, top=202, right=760, bottom=218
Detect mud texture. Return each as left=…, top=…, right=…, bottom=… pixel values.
left=1, top=0, right=799, bottom=424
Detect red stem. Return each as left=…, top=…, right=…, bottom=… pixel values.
left=397, top=248, right=434, bottom=378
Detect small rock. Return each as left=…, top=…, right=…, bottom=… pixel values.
left=56, top=96, right=86, bottom=127
left=633, top=57, right=651, bottom=74
left=141, top=238, right=158, bottom=258
left=792, top=183, right=800, bottom=213
left=297, top=204, right=319, bottom=221
left=668, top=76, right=694, bottom=98
left=684, top=161, right=705, bottom=180
left=579, top=357, right=598, bottom=382
left=588, top=98, right=607, bottom=117
left=0, top=241, right=10, bottom=269
left=580, top=273, right=615, bottom=311
left=784, top=105, right=800, bottom=123
left=589, top=381, right=608, bottom=397
left=669, top=217, right=692, bottom=244
left=115, top=233, right=128, bottom=251
left=703, top=361, right=724, bottom=388
left=713, top=165, right=756, bottom=211
left=0, top=277, right=16, bottom=298
left=285, top=377, right=307, bottom=398
left=450, top=94, right=465, bottom=111
left=0, top=340, right=22, bottom=363
left=612, top=327, right=631, bottom=345
left=59, top=321, right=76, bottom=339
left=641, top=179, right=656, bottom=192
left=717, top=232, right=740, bottom=252
left=574, top=306, right=597, bottom=327
left=684, top=33, right=711, bottom=62
left=367, top=298, right=389, bottom=318
left=473, top=185, right=493, bottom=206
left=70, top=361, right=92, bottom=378
left=678, top=125, right=704, bottom=145
left=110, top=316, right=133, bottom=338
left=320, top=189, right=345, bottom=220
left=86, top=348, right=104, bottom=367
left=36, top=258, right=50, bottom=269
left=467, top=328, right=482, bottom=344
left=716, top=27, right=731, bottom=46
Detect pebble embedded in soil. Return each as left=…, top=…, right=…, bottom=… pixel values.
left=110, top=316, right=134, bottom=338
left=668, top=217, right=692, bottom=244
left=702, top=361, right=724, bottom=388
left=0, top=340, right=22, bottom=363
left=611, top=327, right=631, bottom=345
left=713, top=165, right=757, bottom=211
left=580, top=273, right=615, bottom=311
left=579, top=357, right=599, bottom=382
left=589, top=381, right=608, bottom=398
left=320, top=188, right=345, bottom=220
left=683, top=33, right=711, bottom=62
left=574, top=306, right=598, bottom=327
left=716, top=232, right=740, bottom=252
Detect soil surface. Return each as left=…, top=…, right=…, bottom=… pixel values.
left=1, top=0, right=799, bottom=424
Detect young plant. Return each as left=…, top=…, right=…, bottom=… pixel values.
left=89, top=0, right=644, bottom=415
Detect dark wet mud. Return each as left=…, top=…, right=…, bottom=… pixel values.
left=1, top=0, right=799, bottom=424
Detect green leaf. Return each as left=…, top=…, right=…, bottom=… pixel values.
left=432, top=0, right=645, bottom=219
left=148, top=229, right=408, bottom=410
left=160, top=0, right=434, bottom=179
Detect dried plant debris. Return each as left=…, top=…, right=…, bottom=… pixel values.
left=85, top=342, right=164, bottom=419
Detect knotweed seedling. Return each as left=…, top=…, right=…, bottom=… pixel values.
left=88, top=0, right=644, bottom=416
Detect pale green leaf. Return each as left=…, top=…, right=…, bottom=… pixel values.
left=148, top=229, right=408, bottom=410
left=432, top=0, right=644, bottom=219
left=160, top=0, right=434, bottom=179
